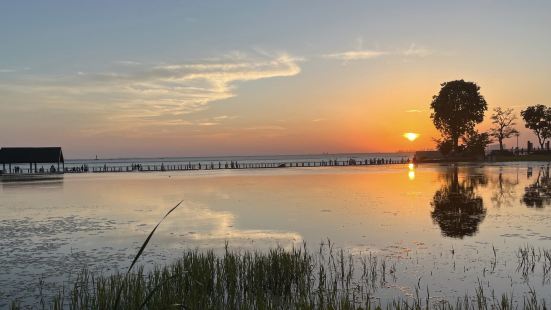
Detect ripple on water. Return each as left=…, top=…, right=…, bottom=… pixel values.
left=0, top=216, right=124, bottom=306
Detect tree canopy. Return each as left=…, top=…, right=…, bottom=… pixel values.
left=430, top=80, right=487, bottom=152
left=520, top=105, right=551, bottom=149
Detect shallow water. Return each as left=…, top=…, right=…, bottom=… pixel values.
left=2, top=163, right=551, bottom=306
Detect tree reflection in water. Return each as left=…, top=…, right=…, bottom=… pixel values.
left=490, top=167, right=518, bottom=208
left=431, top=166, right=487, bottom=239
left=522, top=165, right=551, bottom=208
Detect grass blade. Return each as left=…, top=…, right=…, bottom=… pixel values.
left=127, top=200, right=184, bottom=274
left=114, top=200, right=184, bottom=309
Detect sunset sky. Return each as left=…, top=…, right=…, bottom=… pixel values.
left=1, top=1, right=550, bottom=158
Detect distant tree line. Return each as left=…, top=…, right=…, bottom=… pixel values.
left=430, top=79, right=551, bottom=156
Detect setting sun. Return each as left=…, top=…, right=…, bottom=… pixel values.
left=403, top=132, right=420, bottom=142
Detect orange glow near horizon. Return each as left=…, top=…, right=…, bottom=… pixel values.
left=1, top=1, right=548, bottom=159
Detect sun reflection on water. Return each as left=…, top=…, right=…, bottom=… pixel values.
left=408, top=163, right=415, bottom=180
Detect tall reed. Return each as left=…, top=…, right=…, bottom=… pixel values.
left=8, top=202, right=551, bottom=309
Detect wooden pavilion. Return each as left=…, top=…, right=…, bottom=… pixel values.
left=0, top=147, right=65, bottom=174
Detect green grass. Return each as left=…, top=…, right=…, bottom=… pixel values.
left=8, top=202, right=551, bottom=309
left=13, top=242, right=383, bottom=309
left=10, top=243, right=550, bottom=310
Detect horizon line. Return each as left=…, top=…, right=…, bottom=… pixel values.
left=64, top=150, right=418, bottom=162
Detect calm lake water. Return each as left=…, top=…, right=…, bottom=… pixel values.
left=2, top=162, right=551, bottom=306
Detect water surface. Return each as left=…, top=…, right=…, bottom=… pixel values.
left=2, top=163, right=551, bottom=306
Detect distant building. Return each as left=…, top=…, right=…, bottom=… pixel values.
left=0, top=147, right=64, bottom=174
left=486, top=143, right=506, bottom=152
left=413, top=150, right=445, bottom=163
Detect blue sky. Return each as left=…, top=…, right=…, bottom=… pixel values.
left=1, top=1, right=550, bottom=157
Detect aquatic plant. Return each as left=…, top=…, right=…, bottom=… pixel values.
left=12, top=244, right=551, bottom=310
left=8, top=202, right=551, bottom=309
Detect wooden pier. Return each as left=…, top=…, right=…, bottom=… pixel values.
left=64, top=157, right=411, bottom=174
left=0, top=146, right=411, bottom=178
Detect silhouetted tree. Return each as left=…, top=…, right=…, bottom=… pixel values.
left=462, top=130, right=492, bottom=157
left=489, top=107, right=518, bottom=151
left=435, top=130, right=491, bottom=157
left=430, top=80, right=487, bottom=152
left=431, top=166, right=487, bottom=238
left=520, top=105, right=551, bottom=149
left=434, top=138, right=455, bottom=155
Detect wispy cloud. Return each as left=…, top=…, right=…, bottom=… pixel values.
left=199, top=122, right=218, bottom=126
left=324, top=43, right=433, bottom=62
left=405, top=109, right=424, bottom=113
left=402, top=43, right=433, bottom=57
left=323, top=50, right=387, bottom=61
left=213, top=115, right=229, bottom=121
left=0, top=67, right=30, bottom=73
left=0, top=52, right=301, bottom=135
left=114, top=60, right=142, bottom=66
left=243, top=125, right=286, bottom=131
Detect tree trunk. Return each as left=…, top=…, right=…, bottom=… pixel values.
left=451, top=166, right=459, bottom=193
left=452, top=135, right=459, bottom=153
left=499, top=138, right=504, bottom=151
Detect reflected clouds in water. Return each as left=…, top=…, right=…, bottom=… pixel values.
left=157, top=202, right=302, bottom=249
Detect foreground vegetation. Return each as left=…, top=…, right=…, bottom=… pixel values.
left=9, top=202, right=551, bottom=309
left=15, top=244, right=385, bottom=309
left=10, top=243, right=551, bottom=310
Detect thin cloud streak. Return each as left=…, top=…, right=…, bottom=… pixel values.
left=243, top=125, right=286, bottom=131
left=0, top=52, right=301, bottom=135
left=199, top=122, right=218, bottom=126
left=323, top=43, right=433, bottom=62
left=323, top=50, right=387, bottom=61
left=402, top=43, right=433, bottom=57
